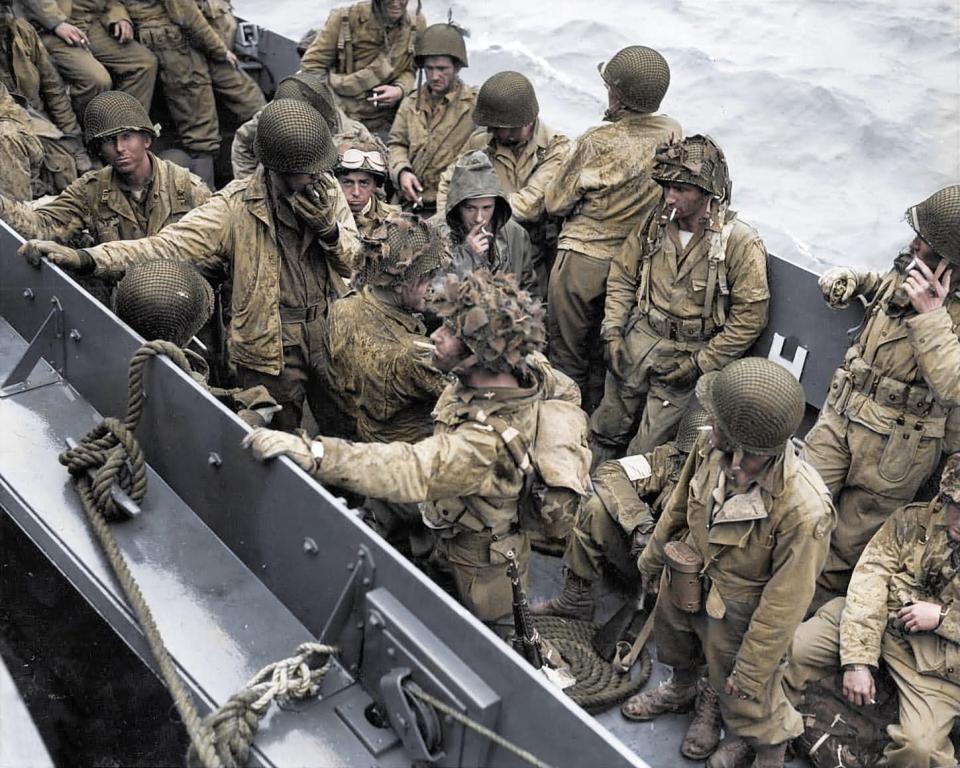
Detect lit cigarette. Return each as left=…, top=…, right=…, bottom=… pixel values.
left=480, top=227, right=491, bottom=237
left=413, top=341, right=436, bottom=352
left=904, top=258, right=917, bottom=272
left=668, top=208, right=677, bottom=222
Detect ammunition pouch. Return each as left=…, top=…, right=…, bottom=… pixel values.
left=641, top=306, right=718, bottom=343
left=663, top=540, right=703, bottom=614
left=827, top=359, right=937, bottom=418
left=136, top=23, right=186, bottom=51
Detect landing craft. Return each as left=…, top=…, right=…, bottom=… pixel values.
left=0, top=19, right=865, bottom=768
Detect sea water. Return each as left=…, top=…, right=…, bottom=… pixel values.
left=235, top=0, right=960, bottom=273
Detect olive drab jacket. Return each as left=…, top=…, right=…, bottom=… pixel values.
left=82, top=166, right=359, bottom=375
left=21, top=0, right=131, bottom=32
left=840, top=500, right=960, bottom=686
left=300, top=1, right=424, bottom=132
left=544, top=110, right=680, bottom=262
left=123, top=0, right=232, bottom=62
left=353, top=194, right=400, bottom=238
left=638, top=436, right=836, bottom=700
left=387, top=78, right=478, bottom=207
left=311, top=353, right=579, bottom=536
left=0, top=82, right=43, bottom=201
left=602, top=209, right=770, bottom=373
left=327, top=286, right=449, bottom=443
left=0, top=153, right=210, bottom=242
left=434, top=120, right=572, bottom=224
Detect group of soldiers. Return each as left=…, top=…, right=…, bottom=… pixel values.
left=3, top=1, right=959, bottom=767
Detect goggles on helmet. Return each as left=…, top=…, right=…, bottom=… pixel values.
left=339, top=148, right=386, bottom=174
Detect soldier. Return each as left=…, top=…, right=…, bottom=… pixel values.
left=20, top=0, right=157, bottom=117
left=388, top=22, right=476, bottom=217
left=121, top=0, right=265, bottom=187
left=807, top=185, right=960, bottom=605
left=435, top=71, right=571, bottom=290
left=0, top=82, right=44, bottom=201
left=231, top=72, right=373, bottom=180
left=0, top=0, right=89, bottom=195
left=0, top=91, right=210, bottom=243
left=437, top=151, right=539, bottom=297
left=591, top=135, right=770, bottom=463
left=300, top=0, right=424, bottom=136
left=620, top=358, right=835, bottom=768
left=196, top=0, right=236, bottom=49
left=21, top=99, right=360, bottom=434
left=333, top=133, right=399, bottom=238
left=544, top=45, right=680, bottom=410
left=785, top=453, right=960, bottom=767
left=243, top=270, right=584, bottom=635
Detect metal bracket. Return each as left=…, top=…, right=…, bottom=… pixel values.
left=380, top=667, right=445, bottom=764
left=1, top=298, right=65, bottom=397
left=317, top=544, right=375, bottom=675
left=767, top=332, right=808, bottom=381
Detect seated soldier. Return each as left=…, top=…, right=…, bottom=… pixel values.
left=196, top=0, right=236, bottom=50
left=437, top=151, right=538, bottom=297
left=0, top=82, right=44, bottom=201
left=231, top=72, right=373, bottom=180
left=334, top=134, right=399, bottom=238
left=785, top=453, right=960, bottom=768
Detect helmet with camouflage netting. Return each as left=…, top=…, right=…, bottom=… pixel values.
left=674, top=401, right=710, bottom=454
left=256, top=98, right=337, bottom=175
left=334, top=132, right=388, bottom=181
left=940, top=453, right=960, bottom=500
left=84, top=90, right=160, bottom=146
left=415, top=22, right=468, bottom=67
left=430, top=269, right=545, bottom=374
left=115, top=260, right=214, bottom=347
left=274, top=73, right=339, bottom=133
left=905, top=185, right=960, bottom=266
left=695, top=358, right=805, bottom=455
left=652, top=134, right=732, bottom=202
left=599, top=45, right=670, bottom=114
left=354, top=212, right=446, bottom=288
left=473, top=71, right=539, bottom=128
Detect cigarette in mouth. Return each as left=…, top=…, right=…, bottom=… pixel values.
left=413, top=341, right=436, bottom=353
left=668, top=208, right=677, bottom=222
left=480, top=227, right=491, bottom=237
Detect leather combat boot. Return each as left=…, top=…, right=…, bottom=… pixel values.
left=706, top=736, right=755, bottom=768
left=680, top=678, right=721, bottom=759
left=530, top=571, right=595, bottom=621
left=620, top=677, right=698, bottom=721
left=751, top=742, right=787, bottom=768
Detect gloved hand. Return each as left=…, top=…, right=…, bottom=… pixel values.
left=604, top=334, right=625, bottom=379
left=241, top=427, right=317, bottom=473
left=818, top=266, right=859, bottom=308
left=20, top=240, right=87, bottom=271
left=289, top=182, right=337, bottom=236
left=629, top=524, right=651, bottom=557
left=651, top=355, right=699, bottom=389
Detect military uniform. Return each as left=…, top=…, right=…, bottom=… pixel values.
left=352, top=194, right=400, bottom=239
left=21, top=0, right=157, bottom=115
left=300, top=1, right=423, bottom=135
left=197, top=0, right=235, bottom=48
left=785, top=499, right=960, bottom=767
left=0, top=82, right=43, bottom=200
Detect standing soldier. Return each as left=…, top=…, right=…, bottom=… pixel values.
left=243, top=271, right=585, bottom=636
left=0, top=82, right=44, bottom=201
left=21, top=99, right=360, bottom=434
left=300, top=0, right=424, bottom=136
left=0, top=0, right=90, bottom=195
left=333, top=133, right=399, bottom=238
left=388, top=21, right=476, bottom=217
left=621, top=358, right=835, bottom=768
left=590, top=135, right=770, bottom=463
left=437, top=151, right=539, bottom=297
left=435, top=70, right=571, bottom=290
left=544, top=45, right=680, bottom=410
left=807, top=185, right=960, bottom=606
left=20, top=0, right=157, bottom=117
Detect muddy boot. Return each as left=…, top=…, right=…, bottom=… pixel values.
left=620, top=675, right=698, bottom=721
left=707, top=736, right=754, bottom=768
left=751, top=742, right=786, bottom=768
left=680, top=678, right=721, bottom=759
left=530, top=571, right=595, bottom=621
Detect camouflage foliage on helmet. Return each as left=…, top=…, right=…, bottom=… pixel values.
left=599, top=45, right=670, bottom=114
left=430, top=270, right=545, bottom=374
left=334, top=131, right=388, bottom=180
left=905, top=185, right=960, bottom=266
left=255, top=99, right=337, bottom=175
left=674, top=401, right=710, bottom=455
left=473, top=71, right=539, bottom=128
left=115, top=260, right=213, bottom=347
left=274, top=73, right=339, bottom=132
left=941, top=453, right=960, bottom=499
left=415, top=22, right=468, bottom=67
left=695, top=358, right=805, bottom=455
left=354, top=212, right=446, bottom=288
left=84, top=90, right=159, bottom=146
left=652, top=134, right=731, bottom=202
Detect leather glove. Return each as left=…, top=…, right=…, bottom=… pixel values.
left=818, top=266, right=859, bottom=308
left=241, top=427, right=317, bottom=473
left=20, top=239, right=89, bottom=271
left=651, top=355, right=699, bottom=389
left=288, top=182, right=338, bottom=236
left=604, top=334, right=625, bottom=379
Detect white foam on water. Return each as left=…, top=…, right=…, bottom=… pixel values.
left=235, top=0, right=960, bottom=273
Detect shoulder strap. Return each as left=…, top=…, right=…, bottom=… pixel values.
left=336, top=8, right=353, bottom=73
left=474, top=408, right=534, bottom=477
left=638, top=206, right=664, bottom=314
left=702, top=219, right=735, bottom=323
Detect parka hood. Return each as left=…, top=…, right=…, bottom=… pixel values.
left=444, top=150, right=511, bottom=234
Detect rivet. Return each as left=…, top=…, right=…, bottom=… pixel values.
left=208, top=452, right=222, bottom=467
left=302, top=537, right=318, bottom=555
left=22, top=289, right=34, bottom=300
left=69, top=329, right=81, bottom=342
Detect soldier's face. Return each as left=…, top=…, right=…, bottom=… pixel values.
left=424, top=56, right=457, bottom=96
left=663, top=182, right=711, bottom=228
left=909, top=235, right=941, bottom=272
left=491, top=124, right=534, bottom=147
left=339, top=171, right=378, bottom=213
left=430, top=324, right=468, bottom=372
left=395, top=275, right=430, bottom=312
left=380, top=0, right=408, bottom=22
left=279, top=172, right=316, bottom=195
left=100, top=130, right=151, bottom=175
left=459, top=197, right=497, bottom=231
left=941, top=493, right=960, bottom=542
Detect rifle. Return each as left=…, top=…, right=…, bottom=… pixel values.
left=506, top=550, right=543, bottom=669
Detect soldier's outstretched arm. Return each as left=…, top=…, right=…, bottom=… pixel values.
left=0, top=176, right=90, bottom=241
